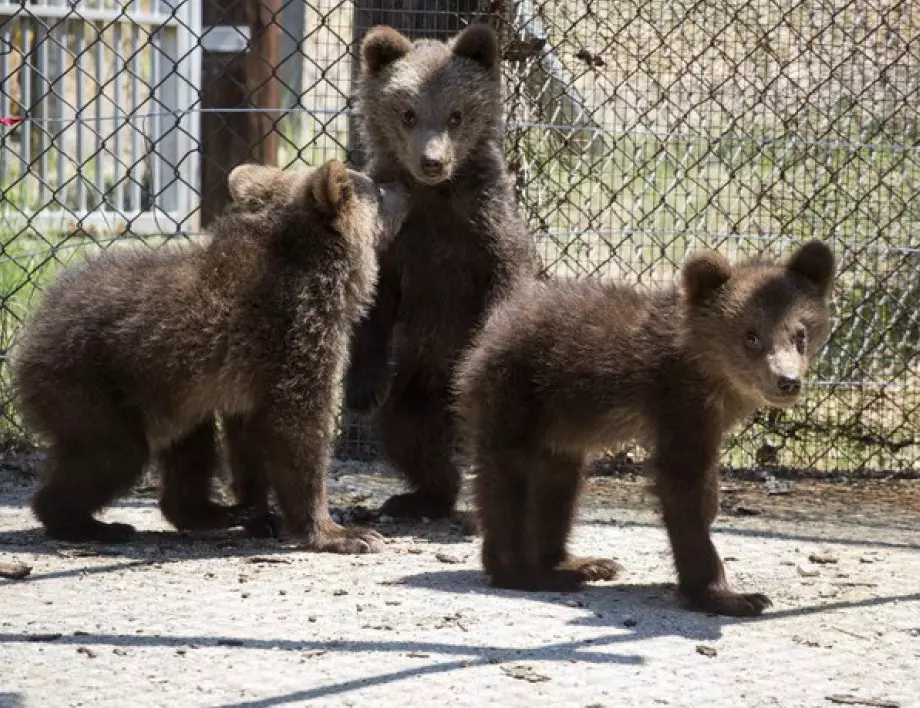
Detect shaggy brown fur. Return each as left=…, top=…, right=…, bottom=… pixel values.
left=454, top=241, right=835, bottom=616
left=13, top=160, right=408, bottom=552
left=344, top=23, right=541, bottom=520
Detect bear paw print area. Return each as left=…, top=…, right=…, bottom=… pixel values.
left=0, top=459, right=918, bottom=706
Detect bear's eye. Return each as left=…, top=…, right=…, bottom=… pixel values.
left=744, top=331, right=760, bottom=349
left=401, top=109, right=417, bottom=128
left=448, top=110, right=463, bottom=128
left=794, top=327, right=807, bottom=353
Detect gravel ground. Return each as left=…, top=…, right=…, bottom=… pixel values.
left=1, top=461, right=918, bottom=708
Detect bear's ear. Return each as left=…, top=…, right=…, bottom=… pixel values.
left=451, top=23, right=500, bottom=75
left=308, top=159, right=353, bottom=216
left=786, top=240, right=835, bottom=297
left=681, top=250, right=733, bottom=305
left=228, top=164, right=284, bottom=206
left=362, top=26, right=413, bottom=74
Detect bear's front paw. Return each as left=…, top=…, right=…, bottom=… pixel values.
left=301, top=521, right=384, bottom=554
left=682, top=584, right=772, bottom=617
left=558, top=556, right=623, bottom=582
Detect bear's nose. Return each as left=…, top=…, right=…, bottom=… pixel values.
left=420, top=156, right=444, bottom=176
left=777, top=376, right=801, bottom=395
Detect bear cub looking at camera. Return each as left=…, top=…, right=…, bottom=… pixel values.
left=454, top=241, right=835, bottom=616
left=14, top=160, right=408, bottom=553
left=343, top=22, right=541, bottom=520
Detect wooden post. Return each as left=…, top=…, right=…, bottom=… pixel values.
left=200, top=0, right=281, bottom=227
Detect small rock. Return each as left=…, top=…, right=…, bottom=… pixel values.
left=407, top=548, right=423, bottom=555
left=333, top=589, right=349, bottom=596
left=735, top=505, right=761, bottom=516
left=112, top=648, right=128, bottom=656
left=797, top=565, right=820, bottom=577
left=501, top=664, right=550, bottom=683
left=307, top=615, right=317, bottom=623
left=622, top=618, right=637, bottom=628
left=696, top=644, right=718, bottom=658
left=76, top=647, right=97, bottom=659
left=175, top=648, right=187, bottom=657
left=278, top=589, right=287, bottom=596
left=240, top=592, right=250, bottom=599
left=859, top=556, right=876, bottom=564
left=809, top=552, right=838, bottom=565
left=435, top=553, right=462, bottom=564
left=73, top=630, right=89, bottom=636
left=792, top=635, right=820, bottom=648
left=0, top=562, right=32, bottom=580
left=764, top=478, right=794, bottom=495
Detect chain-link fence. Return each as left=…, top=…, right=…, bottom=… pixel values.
left=1, top=0, right=918, bottom=476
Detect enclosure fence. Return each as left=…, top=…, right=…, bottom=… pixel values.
left=1, top=0, right=918, bottom=475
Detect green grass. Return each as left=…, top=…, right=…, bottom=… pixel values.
left=512, top=126, right=920, bottom=474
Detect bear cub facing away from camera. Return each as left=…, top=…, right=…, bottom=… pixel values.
left=14, top=160, right=408, bottom=552
left=343, top=23, right=541, bottom=520
left=455, top=241, right=835, bottom=616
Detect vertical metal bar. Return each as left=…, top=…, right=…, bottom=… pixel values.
left=130, top=22, right=141, bottom=213
left=94, top=20, right=104, bottom=209
left=21, top=17, right=32, bottom=201
left=178, top=0, right=202, bottom=231
left=75, top=22, right=86, bottom=212
left=112, top=20, right=123, bottom=212
left=54, top=20, right=66, bottom=208
left=38, top=18, right=50, bottom=206
left=150, top=24, right=161, bottom=211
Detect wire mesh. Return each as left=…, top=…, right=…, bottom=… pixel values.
left=1, top=0, right=917, bottom=475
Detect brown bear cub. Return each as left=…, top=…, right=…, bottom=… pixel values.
left=454, top=241, right=835, bottom=616
left=344, top=23, right=541, bottom=520
left=13, top=160, right=409, bottom=552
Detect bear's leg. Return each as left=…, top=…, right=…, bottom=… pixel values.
left=32, top=431, right=148, bottom=543
left=377, top=372, right=459, bottom=520
left=158, top=418, right=240, bottom=532
left=473, top=447, right=531, bottom=587
left=248, top=403, right=384, bottom=553
left=223, top=413, right=283, bottom=538
left=529, top=448, right=622, bottom=586
left=653, top=428, right=771, bottom=617
left=343, top=267, right=400, bottom=413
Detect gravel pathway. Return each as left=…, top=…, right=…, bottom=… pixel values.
left=1, top=462, right=918, bottom=708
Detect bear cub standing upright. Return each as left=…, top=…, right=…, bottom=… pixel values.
left=455, top=241, right=835, bottom=616
left=344, top=23, right=541, bottom=520
left=14, top=160, right=408, bottom=552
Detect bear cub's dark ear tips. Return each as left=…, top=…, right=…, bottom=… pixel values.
left=451, top=23, right=500, bottom=74
left=311, top=159, right=353, bottom=216
left=681, top=250, right=733, bottom=305
left=786, top=240, right=835, bottom=297
left=362, top=26, right=413, bottom=74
